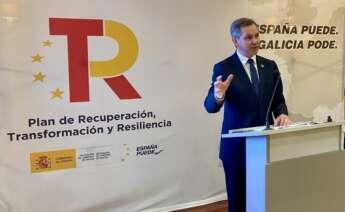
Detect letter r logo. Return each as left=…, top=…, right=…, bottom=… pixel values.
left=49, top=18, right=141, bottom=102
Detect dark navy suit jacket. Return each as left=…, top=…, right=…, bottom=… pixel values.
left=204, top=52, right=288, bottom=159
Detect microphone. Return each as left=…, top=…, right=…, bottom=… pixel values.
left=265, top=71, right=281, bottom=130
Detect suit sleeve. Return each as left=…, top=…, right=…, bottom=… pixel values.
left=204, top=64, right=224, bottom=113
left=271, top=61, right=288, bottom=117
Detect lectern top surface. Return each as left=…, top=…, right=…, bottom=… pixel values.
left=221, top=121, right=344, bottom=138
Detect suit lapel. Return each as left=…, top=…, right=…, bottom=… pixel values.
left=256, top=56, right=268, bottom=103
left=232, top=53, right=258, bottom=101
left=257, top=56, right=265, bottom=87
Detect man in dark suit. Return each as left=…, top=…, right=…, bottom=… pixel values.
left=204, top=18, right=291, bottom=212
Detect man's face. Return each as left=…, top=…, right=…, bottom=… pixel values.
left=232, top=24, right=260, bottom=58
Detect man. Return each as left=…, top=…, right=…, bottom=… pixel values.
left=204, top=18, right=291, bottom=212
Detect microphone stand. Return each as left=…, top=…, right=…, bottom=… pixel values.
left=265, top=72, right=281, bottom=130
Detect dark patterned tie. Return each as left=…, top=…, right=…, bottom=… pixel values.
left=247, top=58, right=260, bottom=96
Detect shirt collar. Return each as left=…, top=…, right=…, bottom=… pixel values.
left=236, top=50, right=257, bottom=66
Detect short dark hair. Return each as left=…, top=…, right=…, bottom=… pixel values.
left=230, top=18, right=258, bottom=38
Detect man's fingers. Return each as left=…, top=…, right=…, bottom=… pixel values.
left=277, top=117, right=290, bottom=126
left=214, top=74, right=233, bottom=93
left=216, top=75, right=222, bottom=82
left=287, top=119, right=292, bottom=125
left=216, top=74, right=234, bottom=84
left=274, top=115, right=291, bottom=127
left=225, top=74, right=234, bottom=85
left=281, top=118, right=287, bottom=126
left=274, top=118, right=279, bottom=127
left=274, top=116, right=283, bottom=127
left=283, top=118, right=291, bottom=126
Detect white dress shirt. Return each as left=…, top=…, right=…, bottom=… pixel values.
left=236, top=50, right=260, bottom=82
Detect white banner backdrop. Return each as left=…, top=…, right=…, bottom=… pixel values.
left=0, top=1, right=240, bottom=211
left=248, top=0, right=345, bottom=122
left=0, top=0, right=344, bottom=212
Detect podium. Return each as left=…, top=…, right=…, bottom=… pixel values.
left=222, top=121, right=345, bottom=212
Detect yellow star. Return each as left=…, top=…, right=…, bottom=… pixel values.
left=33, top=72, right=46, bottom=82
left=31, top=54, right=43, bottom=63
left=42, top=40, right=53, bottom=47
left=51, top=88, right=64, bottom=99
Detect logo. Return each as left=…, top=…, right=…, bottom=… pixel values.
left=30, top=149, right=76, bottom=173
left=49, top=18, right=141, bottom=102
left=136, top=144, right=164, bottom=156
left=37, top=156, right=51, bottom=169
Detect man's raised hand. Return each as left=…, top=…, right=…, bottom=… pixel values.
left=214, top=74, right=234, bottom=99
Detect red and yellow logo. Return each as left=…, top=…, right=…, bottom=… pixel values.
left=30, top=149, right=76, bottom=173
left=48, top=18, right=141, bottom=102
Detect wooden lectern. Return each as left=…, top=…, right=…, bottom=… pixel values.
left=222, top=121, right=345, bottom=212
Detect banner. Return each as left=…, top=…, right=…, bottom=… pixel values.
left=0, top=0, right=344, bottom=211
left=248, top=0, right=345, bottom=122
left=0, top=1, right=235, bottom=211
